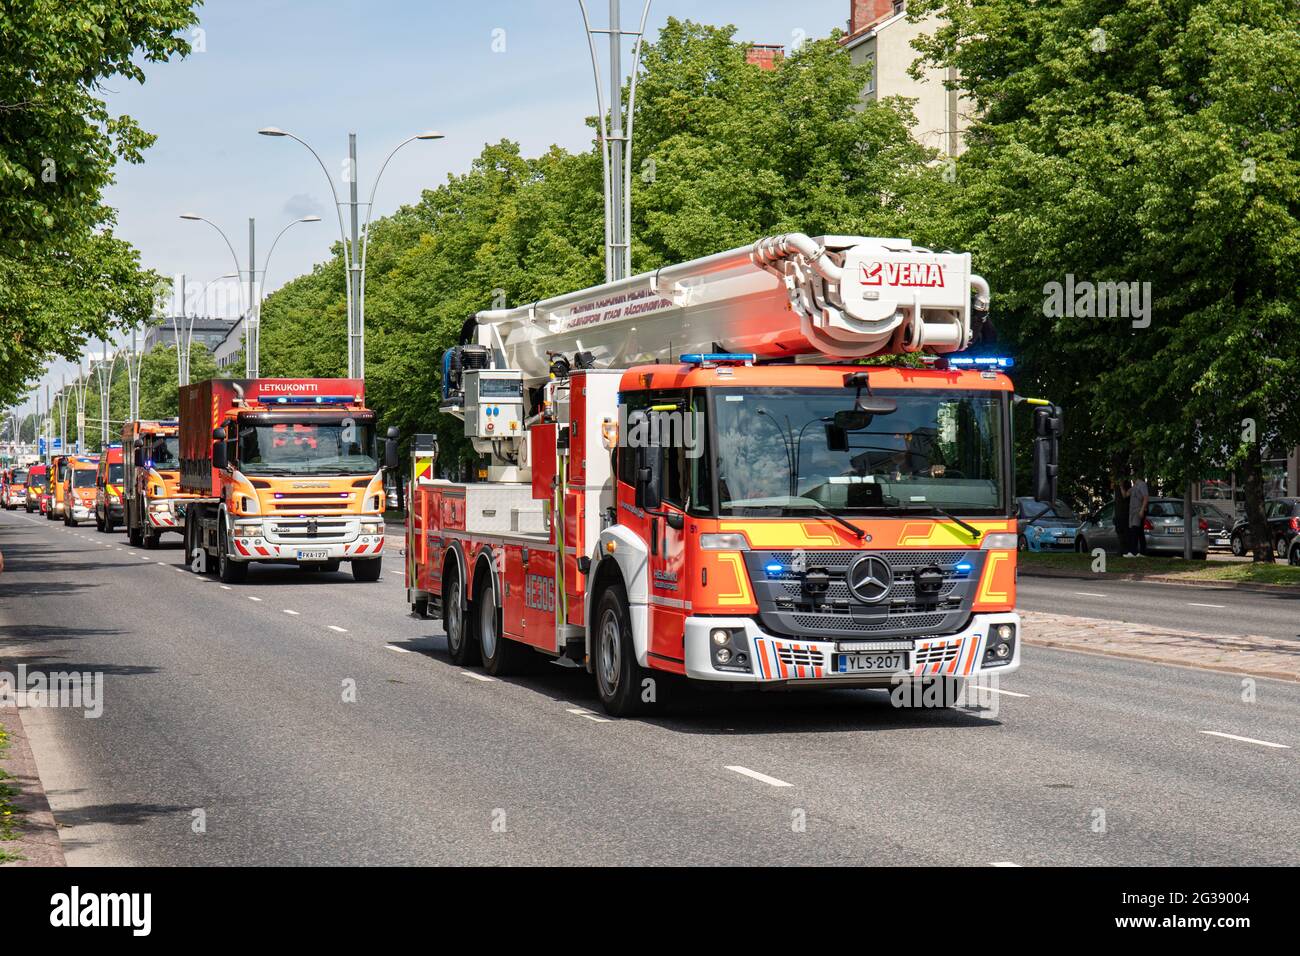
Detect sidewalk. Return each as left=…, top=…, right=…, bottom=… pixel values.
left=1022, top=610, right=1300, bottom=683
left=0, top=705, right=65, bottom=866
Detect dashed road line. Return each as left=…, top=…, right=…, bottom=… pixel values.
left=1073, top=592, right=1106, bottom=598
left=328, top=625, right=348, bottom=633
left=725, top=765, right=792, bottom=788
left=1199, top=730, right=1289, bottom=749
left=566, top=707, right=611, bottom=723
left=991, top=861, right=1022, bottom=867
left=1188, top=602, right=1226, bottom=609
left=283, top=609, right=300, bottom=616
left=248, top=596, right=262, bottom=602
left=386, top=644, right=412, bottom=654
left=461, top=671, right=496, bottom=683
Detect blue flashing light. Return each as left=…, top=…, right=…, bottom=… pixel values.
left=948, top=356, right=1014, bottom=369
left=682, top=353, right=756, bottom=366
left=270, top=395, right=355, bottom=405
left=954, top=562, right=973, bottom=575
left=764, top=562, right=784, bottom=575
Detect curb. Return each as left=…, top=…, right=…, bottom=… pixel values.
left=1018, top=566, right=1300, bottom=595
left=0, top=706, right=66, bottom=867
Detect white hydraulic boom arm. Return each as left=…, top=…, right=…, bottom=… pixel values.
left=471, top=234, right=990, bottom=385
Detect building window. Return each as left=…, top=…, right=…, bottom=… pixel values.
left=893, top=0, right=905, bottom=16
left=864, top=51, right=876, bottom=96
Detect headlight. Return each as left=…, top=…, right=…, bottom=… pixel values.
left=981, top=533, right=1018, bottom=550
left=360, top=521, right=384, bottom=535
left=700, top=532, right=750, bottom=551
left=710, top=628, right=730, bottom=647
left=151, top=500, right=170, bottom=512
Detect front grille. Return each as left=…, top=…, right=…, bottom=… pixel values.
left=746, top=549, right=982, bottom=640
left=267, top=519, right=352, bottom=542
left=776, top=646, right=825, bottom=668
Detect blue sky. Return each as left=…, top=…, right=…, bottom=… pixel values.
left=19, top=0, right=848, bottom=416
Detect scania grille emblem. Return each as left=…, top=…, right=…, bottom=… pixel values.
left=846, top=554, right=892, bottom=604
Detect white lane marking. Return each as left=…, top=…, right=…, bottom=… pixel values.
left=1188, top=602, right=1226, bottom=609
left=566, top=707, right=611, bottom=723
left=462, top=671, right=496, bottom=682
left=127, top=552, right=136, bottom=556
left=1199, top=730, right=1290, bottom=749
left=220, top=585, right=233, bottom=590
left=248, top=596, right=262, bottom=602
left=387, top=571, right=403, bottom=577
left=328, top=625, right=348, bottom=633
left=991, top=861, right=1022, bottom=867
left=140, top=556, right=150, bottom=560
left=156, top=561, right=167, bottom=566
left=386, top=644, right=412, bottom=654
left=283, top=609, right=300, bottom=616
left=174, top=568, right=186, bottom=574
left=977, top=685, right=1030, bottom=698
left=725, top=765, right=793, bottom=788
left=1073, top=592, right=1106, bottom=598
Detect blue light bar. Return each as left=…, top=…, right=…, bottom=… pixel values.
left=764, top=562, right=784, bottom=574
left=954, top=562, right=973, bottom=575
left=269, top=395, right=355, bottom=405
left=948, top=356, right=1014, bottom=369
left=681, top=353, right=756, bottom=365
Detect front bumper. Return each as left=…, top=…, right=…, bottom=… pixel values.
left=227, top=515, right=386, bottom=563
left=683, top=612, right=1021, bottom=685
left=71, top=503, right=93, bottom=519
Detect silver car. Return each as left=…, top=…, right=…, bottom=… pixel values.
left=1076, top=497, right=1208, bottom=558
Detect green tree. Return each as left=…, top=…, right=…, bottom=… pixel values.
left=912, top=0, right=1300, bottom=559
left=0, top=0, right=200, bottom=407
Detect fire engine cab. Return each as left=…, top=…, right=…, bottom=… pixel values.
left=400, top=234, right=1062, bottom=716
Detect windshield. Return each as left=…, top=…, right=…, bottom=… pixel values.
left=12, top=470, right=26, bottom=483
left=72, top=470, right=96, bottom=488
left=237, top=421, right=377, bottom=476
left=28, top=472, right=47, bottom=489
left=145, top=436, right=180, bottom=470
left=712, top=387, right=1007, bottom=516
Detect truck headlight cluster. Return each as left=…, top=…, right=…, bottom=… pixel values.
left=983, top=623, right=1016, bottom=667
left=360, top=521, right=384, bottom=536
left=709, top=627, right=751, bottom=673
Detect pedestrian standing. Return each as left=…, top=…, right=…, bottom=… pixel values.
left=1116, top=478, right=1131, bottom=551
left=1125, top=475, right=1149, bottom=557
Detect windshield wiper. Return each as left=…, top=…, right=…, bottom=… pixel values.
left=894, top=503, right=983, bottom=541
left=804, top=500, right=866, bottom=539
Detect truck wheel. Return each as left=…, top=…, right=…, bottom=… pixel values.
left=593, top=584, right=664, bottom=718
left=95, top=509, right=105, bottom=532
left=443, top=566, right=479, bottom=665
left=351, top=557, right=382, bottom=582
left=142, top=528, right=157, bottom=550
left=218, top=532, right=247, bottom=583
left=128, top=524, right=142, bottom=547
left=104, top=513, right=116, bottom=533
left=475, top=579, right=532, bottom=677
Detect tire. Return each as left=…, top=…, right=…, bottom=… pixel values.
left=1276, top=538, right=1287, bottom=561
left=104, top=511, right=116, bottom=533
left=351, top=557, right=382, bottom=582
left=476, top=576, right=533, bottom=677
left=412, top=596, right=430, bottom=619
left=217, top=528, right=247, bottom=583
left=1290, top=544, right=1300, bottom=567
left=142, top=527, right=158, bottom=550
left=129, top=524, right=142, bottom=546
left=1231, top=533, right=1245, bottom=557
left=593, top=583, right=665, bottom=718
left=95, top=508, right=105, bottom=532
left=443, top=565, right=479, bottom=666
left=1017, top=534, right=1028, bottom=552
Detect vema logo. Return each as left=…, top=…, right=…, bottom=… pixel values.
left=49, top=887, right=151, bottom=937
left=861, top=261, right=946, bottom=288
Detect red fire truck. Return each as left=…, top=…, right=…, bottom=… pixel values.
left=400, top=235, right=1062, bottom=716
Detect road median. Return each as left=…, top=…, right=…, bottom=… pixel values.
left=1022, top=610, right=1300, bottom=683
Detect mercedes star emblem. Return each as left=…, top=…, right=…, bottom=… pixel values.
left=846, top=554, right=892, bottom=604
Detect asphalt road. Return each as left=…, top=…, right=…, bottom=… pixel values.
left=1, top=508, right=1297, bottom=866
left=1018, top=575, right=1300, bottom=641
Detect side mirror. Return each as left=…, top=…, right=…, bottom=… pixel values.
left=634, top=447, right=661, bottom=511
left=133, top=440, right=145, bottom=468
left=212, top=426, right=228, bottom=471
left=384, top=426, right=400, bottom=470
left=1032, top=405, right=1064, bottom=503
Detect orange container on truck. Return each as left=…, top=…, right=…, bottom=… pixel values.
left=122, top=419, right=197, bottom=549
left=402, top=234, right=1063, bottom=716
left=94, top=445, right=125, bottom=532
left=179, top=378, right=388, bottom=583
left=61, top=456, right=100, bottom=526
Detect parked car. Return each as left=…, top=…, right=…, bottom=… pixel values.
left=1075, top=497, right=1208, bottom=558
left=1196, top=502, right=1234, bottom=551
left=1229, top=497, right=1300, bottom=557
left=1015, top=497, right=1080, bottom=551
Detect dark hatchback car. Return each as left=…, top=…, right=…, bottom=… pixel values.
left=1196, top=503, right=1234, bottom=551
left=1229, top=497, right=1300, bottom=558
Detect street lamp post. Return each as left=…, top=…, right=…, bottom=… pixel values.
left=258, top=127, right=443, bottom=378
